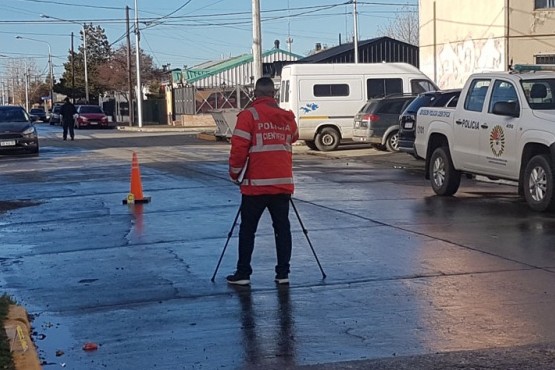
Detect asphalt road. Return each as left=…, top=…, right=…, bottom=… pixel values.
left=1, top=124, right=555, bottom=370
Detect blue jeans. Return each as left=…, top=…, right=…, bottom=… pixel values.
left=236, top=194, right=292, bottom=276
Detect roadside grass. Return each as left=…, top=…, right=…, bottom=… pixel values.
left=0, top=294, right=16, bottom=370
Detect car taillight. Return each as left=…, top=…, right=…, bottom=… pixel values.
left=363, top=114, right=380, bottom=122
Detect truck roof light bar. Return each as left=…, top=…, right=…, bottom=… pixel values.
left=511, top=64, right=555, bottom=73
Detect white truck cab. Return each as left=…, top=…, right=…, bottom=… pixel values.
left=414, top=65, right=555, bottom=212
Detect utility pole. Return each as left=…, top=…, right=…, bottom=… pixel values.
left=252, top=0, right=262, bottom=83
left=71, top=32, right=75, bottom=103
left=48, top=46, right=53, bottom=108
left=23, top=60, right=29, bottom=112
left=83, top=24, right=89, bottom=102
left=286, top=0, right=293, bottom=53
left=353, top=0, right=359, bottom=64
left=14, top=36, right=53, bottom=108
left=134, top=0, right=143, bottom=127
left=126, top=6, right=134, bottom=126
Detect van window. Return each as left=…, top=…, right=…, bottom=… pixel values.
left=284, top=80, right=290, bottom=102
left=411, top=79, right=437, bottom=94
left=280, top=80, right=290, bottom=103
left=367, top=78, right=402, bottom=99
left=313, top=84, right=349, bottom=97
left=377, top=99, right=411, bottom=114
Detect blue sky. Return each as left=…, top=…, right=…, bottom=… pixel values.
left=0, top=0, right=417, bottom=79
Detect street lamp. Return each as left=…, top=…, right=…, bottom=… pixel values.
left=40, top=14, right=89, bottom=103
left=15, top=36, right=54, bottom=108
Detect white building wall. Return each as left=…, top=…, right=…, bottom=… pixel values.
left=420, top=0, right=506, bottom=89
left=508, top=2, right=555, bottom=65
left=420, top=0, right=555, bottom=89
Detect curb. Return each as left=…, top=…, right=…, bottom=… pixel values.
left=116, top=125, right=216, bottom=133
left=4, top=305, right=42, bottom=370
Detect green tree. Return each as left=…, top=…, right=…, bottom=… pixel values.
left=54, top=24, right=112, bottom=103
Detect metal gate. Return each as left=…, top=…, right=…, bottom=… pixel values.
left=174, top=86, right=196, bottom=115
left=173, top=85, right=255, bottom=116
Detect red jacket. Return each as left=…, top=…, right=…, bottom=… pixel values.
left=229, top=96, right=298, bottom=195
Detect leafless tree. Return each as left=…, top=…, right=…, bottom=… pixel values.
left=377, top=6, right=419, bottom=46
left=0, top=58, right=43, bottom=106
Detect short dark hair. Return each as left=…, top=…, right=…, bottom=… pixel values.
left=64, top=97, right=70, bottom=103
left=254, top=77, right=275, bottom=97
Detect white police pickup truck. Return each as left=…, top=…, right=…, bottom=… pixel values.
left=414, top=65, right=555, bottom=212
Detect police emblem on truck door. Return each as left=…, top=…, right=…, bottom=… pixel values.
left=490, top=125, right=505, bottom=157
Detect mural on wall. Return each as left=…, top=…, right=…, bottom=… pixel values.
left=437, top=35, right=504, bottom=89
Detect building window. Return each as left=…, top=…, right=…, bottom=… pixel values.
left=535, top=54, right=555, bottom=64
left=535, top=0, right=555, bottom=9
left=313, top=84, right=349, bottom=97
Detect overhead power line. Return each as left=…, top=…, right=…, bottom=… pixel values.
left=0, top=3, right=356, bottom=25
left=11, top=0, right=124, bottom=10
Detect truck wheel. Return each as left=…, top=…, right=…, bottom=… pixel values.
left=315, top=127, right=340, bottom=151
left=523, top=154, right=555, bottom=212
left=385, top=131, right=400, bottom=152
left=305, top=140, right=318, bottom=150
left=430, top=146, right=461, bottom=196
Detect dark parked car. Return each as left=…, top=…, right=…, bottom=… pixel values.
left=0, top=106, right=39, bottom=155
left=352, top=94, right=417, bottom=152
left=398, top=89, right=461, bottom=157
left=49, top=104, right=62, bottom=125
left=30, top=108, right=47, bottom=122
left=74, top=105, right=111, bottom=129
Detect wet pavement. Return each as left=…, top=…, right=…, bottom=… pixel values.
left=1, top=124, right=555, bottom=369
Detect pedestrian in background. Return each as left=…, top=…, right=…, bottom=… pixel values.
left=227, top=77, right=299, bottom=286
left=60, top=97, right=76, bottom=141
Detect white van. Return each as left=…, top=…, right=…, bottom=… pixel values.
left=278, top=63, right=438, bottom=151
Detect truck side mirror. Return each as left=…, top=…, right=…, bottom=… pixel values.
left=492, top=101, right=519, bottom=118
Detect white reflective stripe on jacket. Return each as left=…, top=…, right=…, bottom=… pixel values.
left=243, top=177, right=294, bottom=186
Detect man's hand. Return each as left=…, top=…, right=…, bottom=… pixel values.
left=229, top=176, right=241, bottom=186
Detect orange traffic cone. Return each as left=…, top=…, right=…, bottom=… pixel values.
left=122, top=152, right=151, bottom=205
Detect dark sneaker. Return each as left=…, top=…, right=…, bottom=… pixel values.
left=274, top=274, right=289, bottom=285
left=226, top=272, right=250, bottom=286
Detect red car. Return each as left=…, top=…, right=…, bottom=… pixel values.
left=74, top=105, right=111, bottom=129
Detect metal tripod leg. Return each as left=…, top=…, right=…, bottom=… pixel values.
left=290, top=198, right=327, bottom=279
left=211, top=205, right=241, bottom=282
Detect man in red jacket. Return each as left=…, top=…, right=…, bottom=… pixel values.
left=227, top=77, right=299, bottom=286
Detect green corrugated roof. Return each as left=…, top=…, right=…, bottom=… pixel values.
left=183, top=49, right=302, bottom=84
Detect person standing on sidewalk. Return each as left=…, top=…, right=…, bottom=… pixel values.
left=60, top=97, right=77, bottom=141
left=227, top=77, right=298, bottom=286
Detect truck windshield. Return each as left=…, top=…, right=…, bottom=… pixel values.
left=521, top=79, right=555, bottom=110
